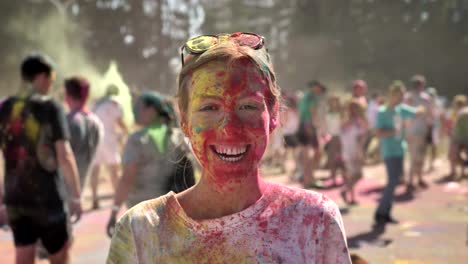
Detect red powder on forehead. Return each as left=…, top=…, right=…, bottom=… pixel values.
left=216, top=71, right=226, bottom=77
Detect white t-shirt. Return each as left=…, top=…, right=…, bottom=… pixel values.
left=325, top=112, right=341, bottom=136
left=282, top=109, right=299, bottom=136
left=340, top=121, right=366, bottom=161
left=93, top=97, right=123, bottom=146
left=107, top=182, right=351, bottom=264
left=366, top=100, right=380, bottom=129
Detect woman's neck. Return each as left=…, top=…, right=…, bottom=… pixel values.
left=176, top=171, right=266, bottom=220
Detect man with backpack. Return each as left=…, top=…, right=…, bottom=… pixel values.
left=0, top=54, right=82, bottom=264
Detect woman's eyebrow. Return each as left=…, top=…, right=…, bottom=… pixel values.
left=194, top=95, right=224, bottom=100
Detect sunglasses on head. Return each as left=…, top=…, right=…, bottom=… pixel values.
left=180, top=32, right=265, bottom=66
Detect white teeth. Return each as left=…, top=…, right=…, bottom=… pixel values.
left=214, top=145, right=248, bottom=160
left=220, top=155, right=243, bottom=162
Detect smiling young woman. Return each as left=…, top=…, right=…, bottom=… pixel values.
left=107, top=33, right=351, bottom=263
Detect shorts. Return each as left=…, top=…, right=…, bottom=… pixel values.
left=325, top=136, right=343, bottom=167
left=93, top=139, right=121, bottom=165
left=7, top=206, right=69, bottom=254
left=296, top=123, right=319, bottom=148
left=284, top=135, right=299, bottom=148
left=344, top=158, right=363, bottom=177
left=408, top=136, right=426, bottom=165
left=425, top=125, right=433, bottom=144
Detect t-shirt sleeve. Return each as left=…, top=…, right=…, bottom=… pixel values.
left=49, top=101, right=70, bottom=142
left=400, top=104, right=417, bottom=119
left=106, top=213, right=138, bottom=263
left=321, top=200, right=352, bottom=264
left=122, top=134, right=141, bottom=165
left=375, top=110, right=386, bottom=129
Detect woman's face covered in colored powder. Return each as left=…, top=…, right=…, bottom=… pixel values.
left=183, top=59, right=275, bottom=184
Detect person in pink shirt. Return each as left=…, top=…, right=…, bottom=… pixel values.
left=107, top=32, right=351, bottom=263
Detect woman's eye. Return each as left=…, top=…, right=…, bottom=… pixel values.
left=239, top=104, right=259, bottom=110
left=199, top=105, right=218, bottom=111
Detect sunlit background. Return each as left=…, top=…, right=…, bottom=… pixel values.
left=1, top=0, right=467, bottom=100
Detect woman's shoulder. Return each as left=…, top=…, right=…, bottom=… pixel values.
left=267, top=183, right=340, bottom=217
left=118, top=192, right=175, bottom=227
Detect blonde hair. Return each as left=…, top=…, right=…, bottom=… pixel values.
left=388, top=80, right=406, bottom=97
left=177, top=40, right=280, bottom=114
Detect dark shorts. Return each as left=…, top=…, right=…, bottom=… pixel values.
left=426, top=125, right=433, bottom=144
left=296, top=123, right=319, bottom=148
left=7, top=206, right=69, bottom=254
left=284, top=135, right=299, bottom=148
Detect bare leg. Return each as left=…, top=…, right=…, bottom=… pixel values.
left=15, top=244, right=35, bottom=264
left=90, top=165, right=101, bottom=209
left=108, top=164, right=120, bottom=191
left=301, top=146, right=314, bottom=186
left=49, top=240, right=71, bottom=264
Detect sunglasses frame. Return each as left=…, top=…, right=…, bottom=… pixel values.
left=180, top=32, right=265, bottom=66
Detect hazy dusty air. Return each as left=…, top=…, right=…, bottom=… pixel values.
left=1, top=1, right=467, bottom=98
left=1, top=6, right=101, bottom=97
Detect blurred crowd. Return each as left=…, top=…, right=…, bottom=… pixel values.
left=265, top=76, right=467, bottom=207
left=0, top=52, right=467, bottom=263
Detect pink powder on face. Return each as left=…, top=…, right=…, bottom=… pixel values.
left=186, top=59, right=273, bottom=186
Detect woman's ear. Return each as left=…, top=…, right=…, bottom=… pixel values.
left=269, top=102, right=280, bottom=133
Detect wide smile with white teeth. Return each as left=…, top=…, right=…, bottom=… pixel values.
left=211, top=145, right=250, bottom=162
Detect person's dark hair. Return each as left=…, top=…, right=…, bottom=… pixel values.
left=307, top=80, right=321, bottom=88
left=21, top=53, right=54, bottom=82
left=64, top=76, right=90, bottom=102
left=140, top=91, right=172, bottom=124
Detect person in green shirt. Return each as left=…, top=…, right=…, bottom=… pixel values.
left=297, top=80, right=326, bottom=187
left=449, top=106, right=468, bottom=180
left=374, top=81, right=423, bottom=225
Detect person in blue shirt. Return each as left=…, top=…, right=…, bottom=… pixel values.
left=374, top=80, right=423, bottom=225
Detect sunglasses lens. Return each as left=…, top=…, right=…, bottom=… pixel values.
left=186, top=35, right=218, bottom=53
left=233, top=33, right=263, bottom=49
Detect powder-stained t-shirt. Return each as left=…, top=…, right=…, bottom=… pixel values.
left=0, top=94, right=69, bottom=210
left=107, top=182, right=351, bottom=264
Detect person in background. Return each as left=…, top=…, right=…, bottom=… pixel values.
left=340, top=99, right=367, bottom=205
left=447, top=96, right=468, bottom=180
left=0, top=54, right=82, bottom=264
left=352, top=79, right=368, bottom=110
left=365, top=93, right=383, bottom=163
left=281, top=92, right=300, bottom=179
left=297, top=80, right=326, bottom=188
left=444, top=95, right=466, bottom=138
left=64, top=76, right=103, bottom=190
left=425, top=87, right=441, bottom=171
left=107, top=32, right=351, bottom=263
left=444, top=95, right=467, bottom=177
left=404, top=74, right=433, bottom=191
left=374, top=81, right=423, bottom=225
left=90, top=84, right=128, bottom=209
left=106, top=91, right=194, bottom=237
left=35, top=76, right=105, bottom=261
left=324, top=95, right=344, bottom=186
